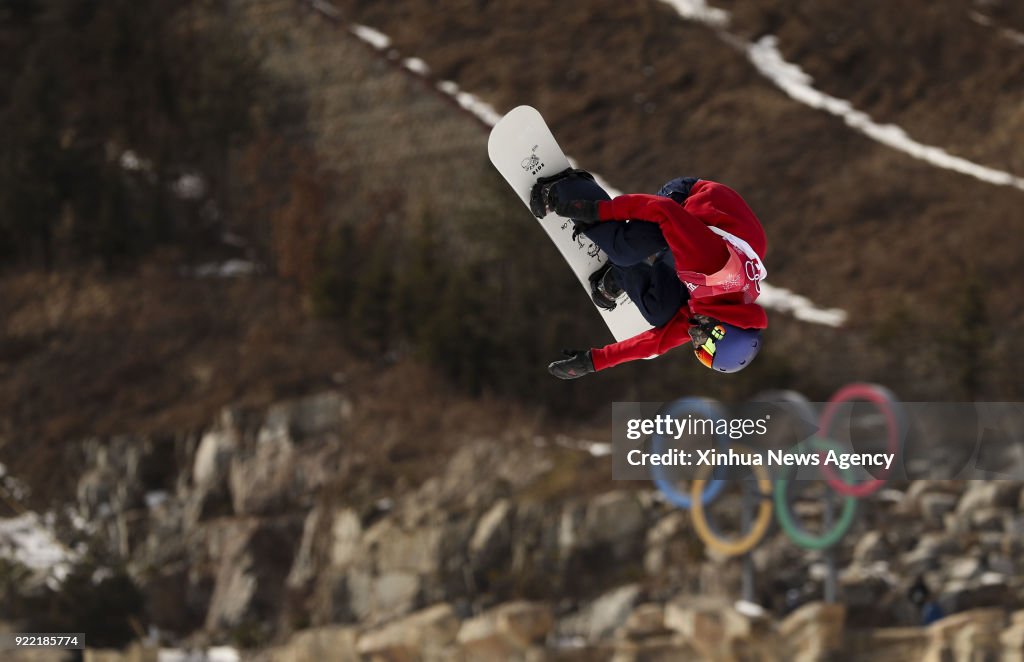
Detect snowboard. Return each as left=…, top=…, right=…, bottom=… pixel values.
left=487, top=106, right=652, bottom=343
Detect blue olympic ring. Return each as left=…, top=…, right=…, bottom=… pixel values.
left=649, top=397, right=730, bottom=509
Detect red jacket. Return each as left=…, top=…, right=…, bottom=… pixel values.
left=590, top=181, right=768, bottom=371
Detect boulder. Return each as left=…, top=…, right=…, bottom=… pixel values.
left=619, top=603, right=669, bottom=639
left=469, top=499, right=511, bottom=558
left=839, top=566, right=894, bottom=619
left=923, top=608, right=1005, bottom=662
left=852, top=531, right=889, bottom=565
left=330, top=508, right=362, bottom=568
left=186, top=427, right=239, bottom=524
left=365, top=519, right=442, bottom=576
left=203, top=517, right=303, bottom=631
left=779, top=602, right=845, bottom=661
left=287, top=506, right=325, bottom=590
left=1000, top=610, right=1024, bottom=662
left=83, top=643, right=159, bottom=662
left=946, top=556, right=982, bottom=582
left=346, top=568, right=421, bottom=623
left=457, top=601, right=553, bottom=659
left=970, top=507, right=1008, bottom=532
left=840, top=627, right=929, bottom=662
left=557, top=584, right=641, bottom=642
left=193, top=427, right=238, bottom=490
left=357, top=603, right=459, bottom=661
left=610, top=636, right=701, bottom=662
left=664, top=595, right=763, bottom=658
left=955, top=482, right=1017, bottom=519
left=939, top=576, right=1013, bottom=613
left=581, top=491, right=647, bottom=553
left=271, top=626, right=359, bottom=662
left=229, top=432, right=297, bottom=516
left=901, top=532, right=963, bottom=575
left=918, top=493, right=958, bottom=524
left=643, top=512, right=686, bottom=578
left=261, top=391, right=351, bottom=442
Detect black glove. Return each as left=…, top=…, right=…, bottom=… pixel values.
left=548, top=349, right=595, bottom=380
left=554, top=198, right=600, bottom=221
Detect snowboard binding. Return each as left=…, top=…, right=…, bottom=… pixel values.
left=529, top=167, right=596, bottom=219
left=589, top=262, right=624, bottom=311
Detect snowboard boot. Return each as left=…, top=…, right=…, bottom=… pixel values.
left=530, top=168, right=597, bottom=218
left=588, top=262, right=623, bottom=311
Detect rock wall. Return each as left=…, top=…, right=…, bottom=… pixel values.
left=38, top=387, right=1024, bottom=656
left=75, top=603, right=1024, bottom=661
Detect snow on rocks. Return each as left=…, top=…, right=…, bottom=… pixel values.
left=0, top=511, right=76, bottom=581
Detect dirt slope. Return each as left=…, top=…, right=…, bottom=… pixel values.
left=329, top=0, right=1024, bottom=397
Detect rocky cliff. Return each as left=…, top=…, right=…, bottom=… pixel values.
left=4, top=387, right=1024, bottom=660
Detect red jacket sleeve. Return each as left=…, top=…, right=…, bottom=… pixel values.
left=590, top=310, right=693, bottom=371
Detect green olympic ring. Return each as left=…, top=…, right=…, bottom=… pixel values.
left=772, top=436, right=859, bottom=550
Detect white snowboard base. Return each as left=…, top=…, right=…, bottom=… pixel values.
left=487, top=105, right=652, bottom=343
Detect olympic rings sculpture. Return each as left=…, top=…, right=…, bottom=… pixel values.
left=649, top=383, right=904, bottom=557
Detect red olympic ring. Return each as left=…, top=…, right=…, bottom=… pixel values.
left=818, top=383, right=902, bottom=497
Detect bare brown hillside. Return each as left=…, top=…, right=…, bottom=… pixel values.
left=328, top=0, right=1024, bottom=398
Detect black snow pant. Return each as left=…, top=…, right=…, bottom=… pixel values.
left=551, top=175, right=688, bottom=328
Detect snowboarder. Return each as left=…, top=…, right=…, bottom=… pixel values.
left=530, top=172, right=768, bottom=379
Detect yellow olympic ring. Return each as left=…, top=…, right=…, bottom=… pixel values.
left=689, top=445, right=773, bottom=557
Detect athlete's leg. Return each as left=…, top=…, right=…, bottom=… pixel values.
left=582, top=221, right=667, bottom=267
left=550, top=175, right=669, bottom=266
left=613, top=255, right=688, bottom=327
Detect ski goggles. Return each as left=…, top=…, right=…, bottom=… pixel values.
left=690, top=318, right=727, bottom=369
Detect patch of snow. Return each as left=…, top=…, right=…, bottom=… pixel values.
left=657, top=1, right=1024, bottom=191
left=220, top=232, right=248, bottom=248
left=174, top=173, right=206, bottom=200
left=747, top=36, right=1024, bottom=192
left=207, top=648, right=241, bottom=662
left=146, top=491, right=170, bottom=510
left=403, top=57, right=430, bottom=75
left=309, top=0, right=341, bottom=19
left=735, top=599, right=766, bottom=618
left=120, top=150, right=149, bottom=171
left=658, top=0, right=730, bottom=28
left=435, top=80, right=504, bottom=126
left=192, top=260, right=258, bottom=278
left=0, top=512, right=75, bottom=580
left=968, top=10, right=994, bottom=27
left=968, top=9, right=1024, bottom=45
left=158, top=649, right=240, bottom=662
left=65, top=506, right=93, bottom=534
left=350, top=24, right=391, bottom=50
left=756, top=283, right=848, bottom=327
left=1, top=469, right=29, bottom=502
